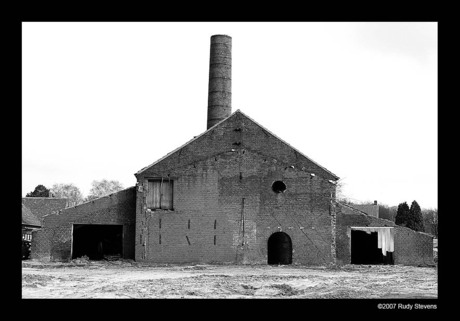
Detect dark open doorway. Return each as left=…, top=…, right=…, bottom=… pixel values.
left=268, top=232, right=292, bottom=265
left=351, top=229, right=393, bottom=265
left=72, top=224, right=123, bottom=260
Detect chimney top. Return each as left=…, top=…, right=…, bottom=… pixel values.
left=206, top=34, right=232, bottom=129
left=211, top=34, right=231, bottom=38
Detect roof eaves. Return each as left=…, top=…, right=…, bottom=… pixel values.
left=22, top=204, right=42, bottom=227
left=22, top=223, right=42, bottom=228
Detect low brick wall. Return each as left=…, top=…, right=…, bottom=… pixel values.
left=335, top=206, right=434, bottom=266
left=393, top=226, right=434, bottom=266
left=31, top=187, right=136, bottom=262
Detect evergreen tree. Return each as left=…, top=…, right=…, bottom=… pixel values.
left=26, top=184, right=51, bottom=197
left=395, top=202, right=410, bottom=227
left=408, top=200, right=425, bottom=232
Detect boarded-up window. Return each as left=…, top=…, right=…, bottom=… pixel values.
left=146, top=179, right=174, bottom=210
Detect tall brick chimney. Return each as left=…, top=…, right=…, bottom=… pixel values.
left=207, top=35, right=232, bottom=129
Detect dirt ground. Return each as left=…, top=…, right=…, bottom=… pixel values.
left=22, top=259, right=437, bottom=299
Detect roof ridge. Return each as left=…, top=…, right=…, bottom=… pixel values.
left=235, top=110, right=339, bottom=180
left=135, top=110, right=241, bottom=176
left=23, top=197, right=68, bottom=200
left=135, top=109, right=338, bottom=180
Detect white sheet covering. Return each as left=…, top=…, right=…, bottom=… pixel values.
left=353, top=227, right=394, bottom=256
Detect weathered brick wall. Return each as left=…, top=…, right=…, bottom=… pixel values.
left=135, top=111, right=337, bottom=265
left=31, top=228, right=52, bottom=261
left=32, top=187, right=136, bottom=262
left=22, top=198, right=68, bottom=224
left=335, top=206, right=434, bottom=266
left=393, top=227, right=434, bottom=266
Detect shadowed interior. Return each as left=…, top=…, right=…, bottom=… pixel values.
left=72, top=224, right=123, bottom=260
left=268, top=232, right=292, bottom=265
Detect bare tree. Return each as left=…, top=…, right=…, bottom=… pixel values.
left=86, top=179, right=124, bottom=201
left=422, top=208, right=438, bottom=237
left=50, top=183, right=84, bottom=206
left=335, top=179, right=352, bottom=204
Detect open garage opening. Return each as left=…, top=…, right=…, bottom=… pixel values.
left=351, top=228, right=394, bottom=265
left=72, top=224, right=123, bottom=260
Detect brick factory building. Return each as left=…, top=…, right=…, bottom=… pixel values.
left=31, top=35, right=433, bottom=266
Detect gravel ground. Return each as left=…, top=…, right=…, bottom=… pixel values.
left=21, top=259, right=437, bottom=299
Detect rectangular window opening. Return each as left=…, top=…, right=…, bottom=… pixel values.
left=146, top=178, right=174, bottom=210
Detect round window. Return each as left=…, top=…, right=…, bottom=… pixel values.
left=272, top=181, right=287, bottom=193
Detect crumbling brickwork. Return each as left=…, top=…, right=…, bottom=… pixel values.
left=32, top=187, right=136, bottom=261
left=335, top=206, right=434, bottom=266
left=135, top=111, right=338, bottom=265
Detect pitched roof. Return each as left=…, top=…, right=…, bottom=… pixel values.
left=339, top=203, right=379, bottom=217
left=135, top=110, right=235, bottom=176
left=136, top=109, right=339, bottom=179
left=22, top=197, right=68, bottom=220
left=22, top=204, right=41, bottom=227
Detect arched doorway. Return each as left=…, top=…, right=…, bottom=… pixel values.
left=267, top=232, right=292, bottom=265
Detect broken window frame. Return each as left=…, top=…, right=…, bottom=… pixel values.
left=146, top=178, right=174, bottom=210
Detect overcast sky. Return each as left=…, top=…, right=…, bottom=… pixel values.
left=22, top=22, right=437, bottom=208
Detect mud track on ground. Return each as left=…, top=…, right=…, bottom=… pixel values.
left=22, top=259, right=437, bottom=299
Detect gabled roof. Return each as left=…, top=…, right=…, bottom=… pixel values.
left=22, top=197, right=69, bottom=220
left=339, top=202, right=379, bottom=217
left=135, top=110, right=236, bottom=176
left=135, top=109, right=339, bottom=180
left=22, top=204, right=41, bottom=227
left=237, top=110, right=339, bottom=180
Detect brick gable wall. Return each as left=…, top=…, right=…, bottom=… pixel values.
left=135, top=113, right=337, bottom=265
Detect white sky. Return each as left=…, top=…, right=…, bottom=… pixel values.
left=22, top=22, right=437, bottom=208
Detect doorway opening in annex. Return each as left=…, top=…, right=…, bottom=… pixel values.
left=72, top=224, right=123, bottom=260
left=267, top=232, right=292, bottom=265
left=351, top=228, right=394, bottom=265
